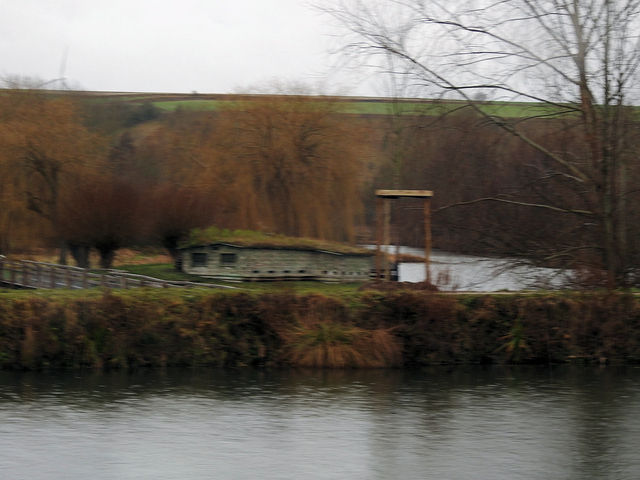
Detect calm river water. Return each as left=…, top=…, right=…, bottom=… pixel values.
left=1, top=366, right=639, bottom=479
left=387, top=246, right=567, bottom=290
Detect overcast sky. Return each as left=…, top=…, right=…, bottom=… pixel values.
left=0, top=0, right=374, bottom=95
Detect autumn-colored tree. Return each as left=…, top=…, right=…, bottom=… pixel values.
left=145, top=184, right=218, bottom=260
left=0, top=86, right=104, bottom=258
left=215, top=92, right=366, bottom=241
left=138, top=86, right=371, bottom=244
left=0, top=158, right=36, bottom=254
left=58, top=177, right=144, bottom=269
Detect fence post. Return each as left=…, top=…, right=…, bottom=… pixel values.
left=120, top=276, right=127, bottom=289
left=66, top=268, right=72, bottom=289
left=22, top=262, right=29, bottom=288
left=50, top=266, right=56, bottom=289
left=82, top=270, right=88, bottom=289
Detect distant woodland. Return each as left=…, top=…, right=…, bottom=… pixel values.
left=2, top=87, right=640, bottom=285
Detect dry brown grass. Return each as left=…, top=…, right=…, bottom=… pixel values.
left=284, top=322, right=402, bottom=368
left=5, top=248, right=172, bottom=267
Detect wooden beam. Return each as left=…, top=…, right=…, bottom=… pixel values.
left=376, top=189, right=433, bottom=198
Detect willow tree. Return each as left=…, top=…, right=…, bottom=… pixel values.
left=145, top=185, right=219, bottom=260
left=324, top=0, right=640, bottom=285
left=0, top=87, right=104, bottom=259
left=142, top=88, right=369, bottom=243
left=214, top=92, right=366, bottom=242
left=58, top=177, right=144, bottom=269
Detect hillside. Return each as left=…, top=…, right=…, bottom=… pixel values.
left=45, top=89, right=564, bottom=118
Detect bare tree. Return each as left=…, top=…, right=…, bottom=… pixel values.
left=323, top=0, right=640, bottom=285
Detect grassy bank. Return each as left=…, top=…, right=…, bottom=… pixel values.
left=0, top=288, right=638, bottom=370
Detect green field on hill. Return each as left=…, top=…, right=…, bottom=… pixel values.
left=143, top=97, right=568, bottom=118
left=69, top=91, right=572, bottom=118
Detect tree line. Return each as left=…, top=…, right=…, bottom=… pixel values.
left=0, top=84, right=372, bottom=268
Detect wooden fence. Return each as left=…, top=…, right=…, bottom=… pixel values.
left=0, top=257, right=237, bottom=290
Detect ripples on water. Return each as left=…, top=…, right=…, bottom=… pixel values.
left=1, top=367, right=639, bottom=480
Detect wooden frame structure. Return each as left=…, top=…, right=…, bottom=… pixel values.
left=375, top=189, right=434, bottom=282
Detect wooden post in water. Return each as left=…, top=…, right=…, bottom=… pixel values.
left=375, top=190, right=434, bottom=283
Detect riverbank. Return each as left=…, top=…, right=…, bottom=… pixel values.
left=0, top=288, right=638, bottom=369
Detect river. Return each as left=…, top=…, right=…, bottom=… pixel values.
left=380, top=246, right=567, bottom=290
left=1, top=366, right=639, bottom=479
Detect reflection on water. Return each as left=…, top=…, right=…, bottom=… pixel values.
left=1, top=367, right=639, bottom=480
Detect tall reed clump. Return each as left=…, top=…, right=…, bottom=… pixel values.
left=260, top=292, right=403, bottom=368
left=284, top=322, right=402, bottom=368
left=494, top=305, right=529, bottom=362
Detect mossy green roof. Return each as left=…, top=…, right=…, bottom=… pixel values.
left=179, top=227, right=374, bottom=256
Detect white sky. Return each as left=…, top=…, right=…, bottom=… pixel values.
left=0, top=0, right=374, bottom=95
